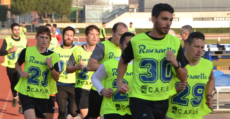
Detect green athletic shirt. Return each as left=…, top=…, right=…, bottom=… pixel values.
left=49, top=37, right=58, bottom=51
left=14, top=46, right=60, bottom=99
left=129, top=33, right=181, bottom=101
left=73, top=46, right=94, bottom=90
left=1, top=36, right=27, bottom=68
left=167, top=58, right=213, bottom=119
left=91, top=40, right=121, bottom=91
left=101, top=58, right=133, bottom=115
left=128, top=27, right=135, bottom=34
left=20, top=27, right=27, bottom=37
left=54, top=45, right=77, bottom=84
left=99, top=27, right=106, bottom=38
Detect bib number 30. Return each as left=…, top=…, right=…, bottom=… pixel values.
left=139, top=58, right=172, bottom=83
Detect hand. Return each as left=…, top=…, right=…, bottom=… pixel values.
left=45, top=56, right=53, bottom=68
left=206, top=95, right=213, bottom=109
left=117, top=82, right=129, bottom=94
left=10, top=45, right=17, bottom=53
left=77, top=59, right=85, bottom=70
left=20, top=71, right=30, bottom=78
left=176, top=81, right=188, bottom=93
left=166, top=50, right=177, bottom=67
left=101, top=88, right=114, bottom=98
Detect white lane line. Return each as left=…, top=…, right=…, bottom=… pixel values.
left=0, top=90, right=11, bottom=119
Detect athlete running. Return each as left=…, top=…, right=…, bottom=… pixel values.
left=116, top=3, right=188, bottom=119
left=14, top=26, right=62, bottom=119
left=85, top=22, right=128, bottom=119
left=66, top=25, right=99, bottom=119
left=166, top=32, right=214, bottom=119
left=92, top=32, right=135, bottom=119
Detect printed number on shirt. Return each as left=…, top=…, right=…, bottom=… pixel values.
left=171, top=83, right=205, bottom=107
left=139, top=58, right=172, bottom=83
left=27, top=66, right=49, bottom=87
left=112, top=79, right=128, bottom=102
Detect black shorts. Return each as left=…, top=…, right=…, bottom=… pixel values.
left=87, top=89, right=103, bottom=118
left=75, top=88, right=90, bottom=110
left=19, top=93, right=49, bottom=118
left=46, top=96, right=55, bottom=113
left=129, top=97, right=168, bottom=119
left=104, top=114, right=133, bottom=119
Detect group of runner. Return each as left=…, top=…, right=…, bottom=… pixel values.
left=0, top=3, right=214, bottom=119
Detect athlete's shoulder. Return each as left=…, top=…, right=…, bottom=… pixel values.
left=53, top=46, right=62, bottom=51
left=131, top=33, right=147, bottom=41
left=201, top=57, right=213, bottom=66
left=4, top=36, right=12, bottom=40
left=166, top=34, right=180, bottom=42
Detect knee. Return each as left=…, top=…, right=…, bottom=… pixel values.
left=69, top=110, right=78, bottom=117
left=58, top=108, right=66, bottom=115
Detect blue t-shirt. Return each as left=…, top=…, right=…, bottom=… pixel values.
left=56, top=28, right=61, bottom=35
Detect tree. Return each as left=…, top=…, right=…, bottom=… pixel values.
left=11, top=0, right=72, bottom=23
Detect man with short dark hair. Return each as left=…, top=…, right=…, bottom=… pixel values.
left=85, top=22, right=128, bottom=119
left=128, top=22, right=136, bottom=35
left=20, top=22, right=27, bottom=38
left=92, top=32, right=135, bottom=119
left=0, top=23, right=28, bottom=109
left=53, top=24, right=61, bottom=35
left=45, top=24, right=60, bottom=50
left=99, top=22, right=106, bottom=42
left=54, top=26, right=78, bottom=119
left=66, top=25, right=100, bottom=119
left=166, top=32, right=214, bottom=119
left=14, top=26, right=62, bottom=119
left=116, top=3, right=188, bottom=119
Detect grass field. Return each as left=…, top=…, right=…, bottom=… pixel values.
left=180, top=39, right=230, bottom=66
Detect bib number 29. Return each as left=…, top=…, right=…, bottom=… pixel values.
left=139, top=58, right=172, bottom=83
left=171, top=83, right=205, bottom=107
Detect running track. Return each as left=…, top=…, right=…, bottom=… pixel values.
left=0, top=38, right=85, bottom=119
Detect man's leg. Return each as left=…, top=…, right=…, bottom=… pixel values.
left=129, top=98, right=155, bottom=119
left=56, top=86, right=68, bottom=119
left=84, top=89, right=103, bottom=119
left=66, top=87, right=78, bottom=117
left=6, top=67, right=19, bottom=107
left=104, top=114, right=124, bottom=119
left=45, top=96, right=55, bottom=119
left=24, top=109, right=36, bottom=119
left=75, top=88, right=90, bottom=118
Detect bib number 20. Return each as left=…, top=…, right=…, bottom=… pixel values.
left=139, top=58, right=172, bottom=83
left=27, top=66, right=49, bottom=87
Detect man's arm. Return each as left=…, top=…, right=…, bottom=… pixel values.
left=117, top=42, right=133, bottom=93
left=167, top=45, right=189, bottom=82
left=206, top=70, right=215, bottom=109
left=87, top=44, right=105, bottom=71
left=207, top=71, right=215, bottom=96
left=66, top=54, right=85, bottom=73
left=91, top=63, right=108, bottom=95
left=16, top=48, right=29, bottom=78
left=23, top=28, right=27, bottom=34
left=45, top=56, right=61, bottom=81
left=0, top=39, right=17, bottom=56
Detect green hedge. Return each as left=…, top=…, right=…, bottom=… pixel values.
left=39, top=28, right=230, bottom=35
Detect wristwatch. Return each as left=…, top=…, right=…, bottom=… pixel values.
left=49, top=66, right=54, bottom=70
left=174, top=61, right=181, bottom=70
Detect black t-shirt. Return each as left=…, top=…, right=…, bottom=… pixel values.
left=18, top=48, right=61, bottom=72
left=122, top=32, right=189, bottom=68
left=0, top=36, right=28, bottom=56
